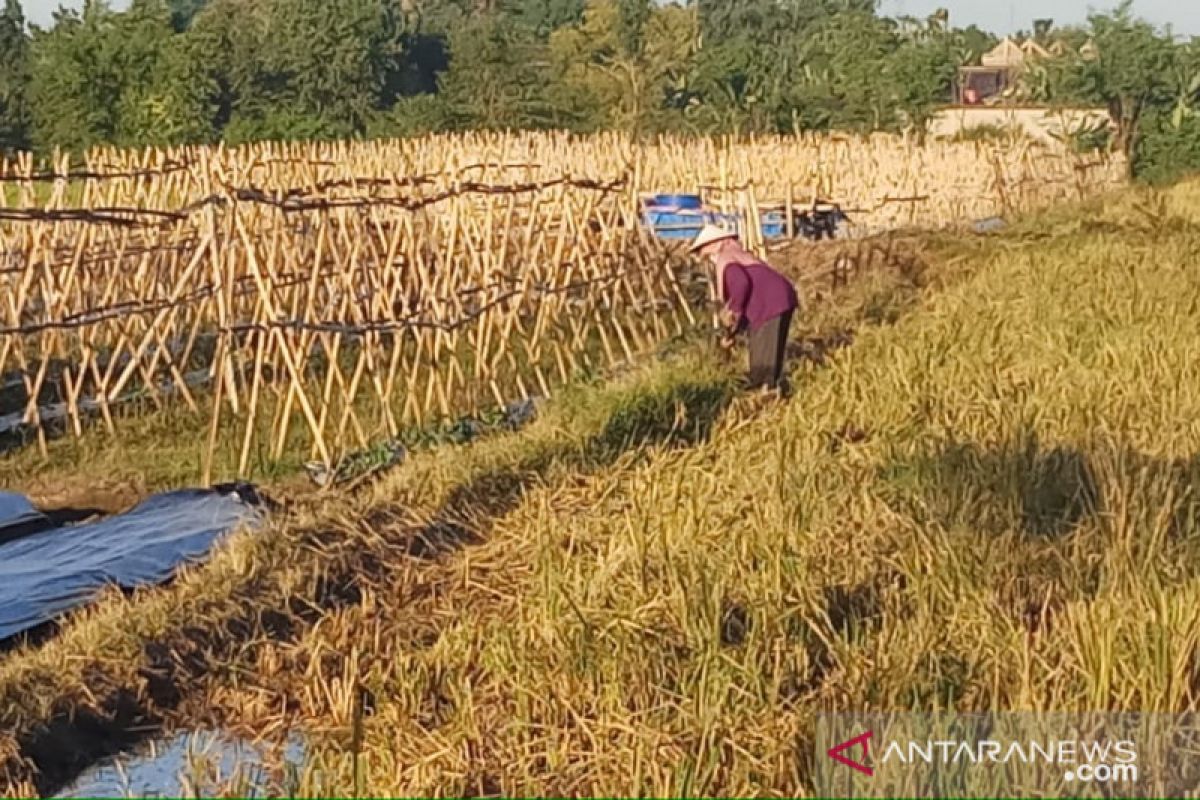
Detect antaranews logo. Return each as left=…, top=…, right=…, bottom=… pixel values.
left=827, top=731, right=874, bottom=777
left=825, top=729, right=1139, bottom=787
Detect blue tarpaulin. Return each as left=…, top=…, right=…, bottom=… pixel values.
left=0, top=485, right=266, bottom=642
left=0, top=492, right=49, bottom=543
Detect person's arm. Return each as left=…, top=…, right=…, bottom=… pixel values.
left=723, top=264, right=751, bottom=335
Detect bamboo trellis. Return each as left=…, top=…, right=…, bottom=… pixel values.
left=0, top=132, right=1124, bottom=480
left=1, top=132, right=1126, bottom=230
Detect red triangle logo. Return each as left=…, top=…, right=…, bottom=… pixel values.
left=827, top=730, right=874, bottom=776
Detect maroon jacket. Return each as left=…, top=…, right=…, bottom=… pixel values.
left=718, top=251, right=799, bottom=333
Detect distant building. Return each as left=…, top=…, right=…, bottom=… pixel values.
left=952, top=36, right=1098, bottom=106
left=953, top=37, right=1024, bottom=106
left=935, top=33, right=1112, bottom=147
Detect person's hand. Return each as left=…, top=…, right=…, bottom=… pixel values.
left=719, top=334, right=736, bottom=350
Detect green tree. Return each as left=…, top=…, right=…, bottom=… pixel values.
left=1085, top=4, right=1176, bottom=171
left=1132, top=39, right=1200, bottom=182
left=688, top=0, right=797, bottom=132
left=13, top=0, right=1195, bottom=176
left=168, top=0, right=207, bottom=30
left=111, top=0, right=213, bottom=145
left=0, top=0, right=31, bottom=152
left=794, top=11, right=897, bottom=132
left=955, top=24, right=997, bottom=62
left=547, top=0, right=695, bottom=133
left=511, top=0, right=585, bottom=37
left=182, top=0, right=273, bottom=134
left=1038, top=2, right=1176, bottom=176
left=28, top=0, right=210, bottom=150
left=639, top=3, right=700, bottom=131
left=886, top=16, right=965, bottom=140
left=613, top=0, right=649, bottom=54
left=28, top=1, right=123, bottom=151
left=437, top=13, right=556, bottom=129
left=186, top=0, right=403, bottom=141
left=687, top=0, right=885, bottom=134
left=1165, top=38, right=1200, bottom=130
left=265, top=0, right=402, bottom=131
left=1136, top=107, right=1200, bottom=184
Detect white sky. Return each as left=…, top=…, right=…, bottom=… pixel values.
left=18, top=0, right=1200, bottom=36
left=882, top=0, right=1198, bottom=35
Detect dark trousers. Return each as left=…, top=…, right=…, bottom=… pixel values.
left=747, top=310, right=793, bottom=390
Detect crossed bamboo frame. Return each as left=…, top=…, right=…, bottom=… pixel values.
left=0, top=133, right=1124, bottom=481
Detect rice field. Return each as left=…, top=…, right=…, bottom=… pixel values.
left=3, top=174, right=1199, bottom=794
left=7, top=133, right=1188, bottom=797
left=260, top=184, right=1200, bottom=796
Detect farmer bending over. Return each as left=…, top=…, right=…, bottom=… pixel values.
left=690, top=225, right=799, bottom=392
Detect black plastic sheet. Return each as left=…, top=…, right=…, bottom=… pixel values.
left=0, top=485, right=265, bottom=642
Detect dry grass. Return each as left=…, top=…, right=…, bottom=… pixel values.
left=6, top=182, right=1200, bottom=797
left=259, top=183, right=1200, bottom=796
left=0, top=346, right=750, bottom=795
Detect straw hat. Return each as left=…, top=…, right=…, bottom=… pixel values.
left=689, top=224, right=738, bottom=253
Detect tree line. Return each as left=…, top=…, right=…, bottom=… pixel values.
left=0, top=0, right=1198, bottom=181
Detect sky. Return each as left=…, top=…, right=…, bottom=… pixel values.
left=880, top=0, right=1200, bottom=35
left=16, top=0, right=1200, bottom=36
